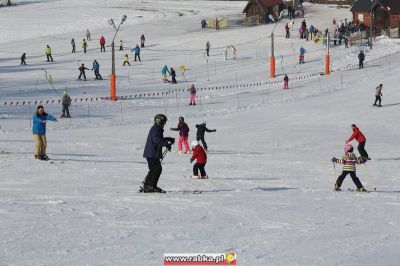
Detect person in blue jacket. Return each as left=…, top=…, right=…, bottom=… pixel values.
left=32, top=105, right=57, bottom=160
left=161, top=65, right=170, bottom=83
left=131, top=45, right=141, bottom=62
left=141, top=114, right=174, bottom=193
left=92, top=60, right=102, bottom=80
left=299, top=46, right=306, bottom=64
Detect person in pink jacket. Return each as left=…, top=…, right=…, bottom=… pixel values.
left=188, top=84, right=196, bottom=105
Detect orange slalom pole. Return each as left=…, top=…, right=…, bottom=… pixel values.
left=270, top=56, right=276, bottom=79
left=110, top=74, right=116, bottom=101
left=325, top=54, right=330, bottom=75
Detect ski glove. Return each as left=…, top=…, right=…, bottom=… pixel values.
left=331, top=157, right=337, bottom=163
left=166, top=143, right=172, bottom=151
left=190, top=159, right=193, bottom=163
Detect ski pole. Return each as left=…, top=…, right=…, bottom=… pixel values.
left=160, top=149, right=169, bottom=163
left=332, top=162, right=337, bottom=184
left=363, top=163, right=376, bottom=191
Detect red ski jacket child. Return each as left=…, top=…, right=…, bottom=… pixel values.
left=191, top=145, right=207, bottom=164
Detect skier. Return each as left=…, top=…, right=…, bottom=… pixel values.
left=299, top=46, right=306, bottom=64
left=61, top=91, right=71, bottom=118
left=123, top=54, right=130, bottom=66
left=346, top=124, right=370, bottom=160
left=188, top=84, right=196, bottom=105
left=32, top=105, right=57, bottom=160
left=92, top=60, right=102, bottom=80
left=131, top=45, right=141, bottom=62
left=170, top=116, right=190, bottom=154
left=190, top=140, right=208, bottom=179
left=373, top=84, right=383, bottom=107
left=170, top=67, right=177, bottom=84
left=86, top=29, right=91, bottom=41
left=141, top=114, right=175, bottom=193
left=161, top=65, right=170, bottom=83
left=358, top=50, right=365, bottom=69
left=71, top=38, right=76, bottom=53
left=100, top=36, right=106, bottom=52
left=20, top=53, right=26, bottom=65
left=332, top=144, right=367, bottom=192
left=195, top=121, right=216, bottom=151
left=119, top=40, right=123, bottom=51
left=45, top=45, right=53, bottom=62
left=82, top=39, right=88, bottom=54
left=283, top=74, right=289, bottom=89
left=201, top=19, right=207, bottom=29
left=206, top=41, right=210, bottom=57
left=78, top=63, right=89, bottom=81
left=285, top=23, right=290, bottom=38
left=140, top=34, right=145, bottom=48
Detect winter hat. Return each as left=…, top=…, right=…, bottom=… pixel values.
left=201, top=121, right=206, bottom=125
left=37, top=105, right=44, bottom=110
left=344, top=143, right=353, bottom=153
left=64, top=91, right=68, bottom=95
left=191, top=140, right=199, bottom=147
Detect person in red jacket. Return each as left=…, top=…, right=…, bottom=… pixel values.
left=346, top=124, right=370, bottom=160
left=190, top=140, right=208, bottom=179
left=100, top=36, right=106, bottom=52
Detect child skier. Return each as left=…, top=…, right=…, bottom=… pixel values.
left=170, top=116, right=190, bottom=154
left=299, top=46, right=306, bottom=64
left=123, top=54, right=130, bottom=66
left=190, top=140, right=208, bottom=179
left=332, top=144, right=367, bottom=192
left=283, top=74, right=289, bottom=89
left=188, top=84, right=196, bottom=105
left=161, top=65, right=170, bottom=83
left=195, top=121, right=216, bottom=151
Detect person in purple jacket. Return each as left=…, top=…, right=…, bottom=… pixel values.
left=170, top=116, right=190, bottom=154
left=32, top=105, right=57, bottom=160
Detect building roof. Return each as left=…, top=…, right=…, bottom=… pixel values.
left=351, top=0, right=400, bottom=12
left=243, top=0, right=284, bottom=13
left=374, top=0, right=400, bottom=12
left=350, top=0, right=373, bottom=12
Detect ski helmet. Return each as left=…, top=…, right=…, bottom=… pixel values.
left=201, top=121, right=206, bottom=125
left=154, top=114, right=167, bottom=126
left=344, top=143, right=353, bottom=153
left=191, top=140, right=199, bottom=147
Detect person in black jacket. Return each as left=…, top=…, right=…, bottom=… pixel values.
left=358, top=51, right=365, bottom=69
left=141, top=114, right=175, bottom=193
left=195, top=121, right=216, bottom=151
left=21, top=53, right=26, bottom=65
left=78, top=63, right=89, bottom=81
left=170, top=67, right=177, bottom=84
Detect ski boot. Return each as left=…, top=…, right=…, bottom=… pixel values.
left=200, top=175, right=209, bottom=179
left=192, top=175, right=200, bottom=179
left=153, top=186, right=166, bottom=193
left=356, top=187, right=368, bottom=192
left=334, top=184, right=341, bottom=191
left=41, top=155, right=50, bottom=161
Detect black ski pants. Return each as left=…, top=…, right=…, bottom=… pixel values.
left=101, top=44, right=105, bottom=52
left=134, top=54, right=141, bottom=62
left=62, top=104, right=70, bottom=117
left=196, top=135, right=208, bottom=150
left=359, top=60, right=364, bottom=69
left=193, top=163, right=206, bottom=177
left=374, top=95, right=381, bottom=106
left=46, top=54, right=53, bottom=62
left=206, top=49, right=210, bottom=57
left=78, top=71, right=87, bottom=80
left=143, top=158, right=162, bottom=187
left=336, top=171, right=363, bottom=189
left=72, top=46, right=76, bottom=53
left=358, top=141, right=369, bottom=159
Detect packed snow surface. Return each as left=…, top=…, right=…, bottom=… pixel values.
left=0, top=1, right=400, bottom=265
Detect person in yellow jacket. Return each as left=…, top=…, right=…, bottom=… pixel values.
left=123, top=54, right=130, bottom=66
left=45, top=45, right=53, bottom=62
left=82, top=39, right=88, bottom=54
